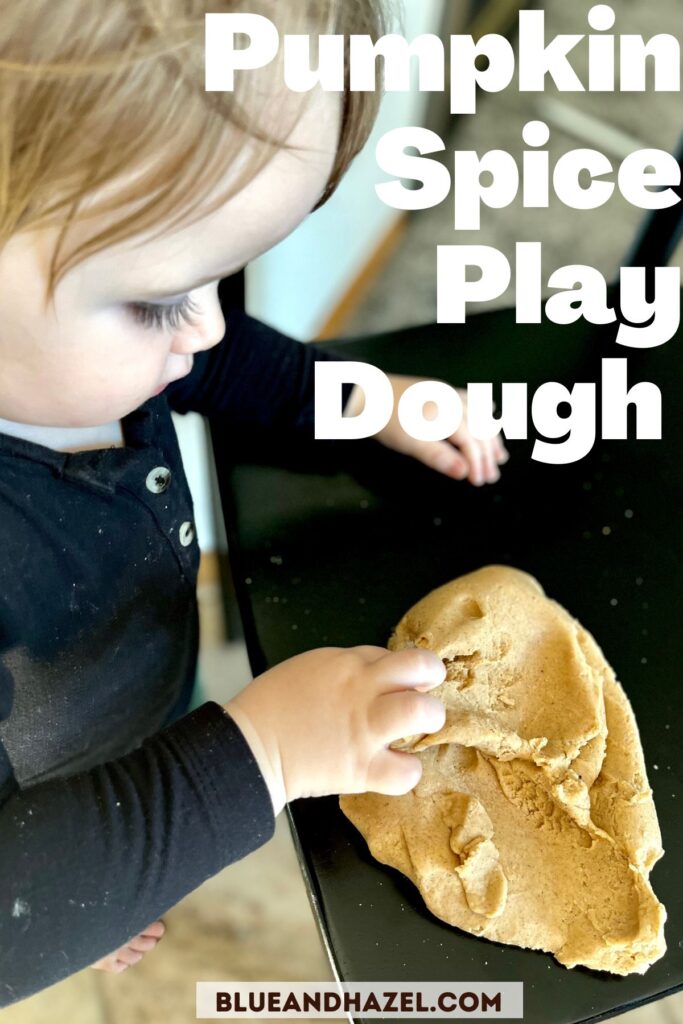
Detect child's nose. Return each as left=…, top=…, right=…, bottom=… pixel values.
left=172, top=305, right=225, bottom=356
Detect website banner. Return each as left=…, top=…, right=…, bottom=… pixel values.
left=196, top=981, right=524, bottom=1019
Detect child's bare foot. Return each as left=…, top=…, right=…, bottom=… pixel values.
left=90, top=920, right=165, bottom=973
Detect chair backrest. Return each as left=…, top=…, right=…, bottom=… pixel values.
left=218, top=270, right=246, bottom=313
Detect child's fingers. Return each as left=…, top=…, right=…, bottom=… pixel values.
left=457, top=388, right=506, bottom=475
left=494, top=435, right=509, bottom=464
left=456, top=436, right=485, bottom=486
left=366, top=748, right=423, bottom=795
left=352, top=645, right=393, bottom=665
left=370, top=648, right=446, bottom=691
left=373, top=690, right=446, bottom=744
left=412, top=440, right=468, bottom=480
left=460, top=436, right=502, bottom=485
left=480, top=439, right=501, bottom=484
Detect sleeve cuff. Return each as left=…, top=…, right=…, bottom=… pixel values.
left=160, top=701, right=276, bottom=858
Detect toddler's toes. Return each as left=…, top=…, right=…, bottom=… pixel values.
left=115, top=945, right=144, bottom=968
left=90, top=922, right=165, bottom=972
left=91, top=953, right=130, bottom=973
left=128, top=933, right=160, bottom=954
left=141, top=919, right=165, bottom=939
left=91, top=955, right=115, bottom=972
left=109, top=960, right=129, bottom=974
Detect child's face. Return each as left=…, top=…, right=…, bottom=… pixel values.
left=0, top=88, right=340, bottom=428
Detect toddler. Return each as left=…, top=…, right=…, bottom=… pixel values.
left=0, top=0, right=506, bottom=1000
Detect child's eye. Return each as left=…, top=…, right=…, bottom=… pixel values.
left=127, top=296, right=201, bottom=332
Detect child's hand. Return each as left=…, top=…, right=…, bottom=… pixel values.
left=225, top=647, right=447, bottom=815
left=90, top=920, right=165, bottom=973
left=348, top=374, right=508, bottom=487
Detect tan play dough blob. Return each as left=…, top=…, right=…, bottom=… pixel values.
left=340, top=566, right=666, bottom=975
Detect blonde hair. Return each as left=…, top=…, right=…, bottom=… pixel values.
left=0, top=0, right=390, bottom=297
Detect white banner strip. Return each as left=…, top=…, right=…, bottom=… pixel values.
left=196, top=981, right=524, bottom=1019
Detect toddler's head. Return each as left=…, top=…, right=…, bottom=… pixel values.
left=0, top=0, right=386, bottom=427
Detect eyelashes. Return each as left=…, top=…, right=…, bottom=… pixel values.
left=128, top=296, right=201, bottom=332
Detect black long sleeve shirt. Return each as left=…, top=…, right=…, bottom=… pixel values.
left=0, top=308, right=348, bottom=1005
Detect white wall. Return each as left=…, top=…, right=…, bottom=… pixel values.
left=246, top=0, right=446, bottom=339
left=173, top=412, right=218, bottom=551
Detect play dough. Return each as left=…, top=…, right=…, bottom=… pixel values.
left=340, top=566, right=666, bottom=975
